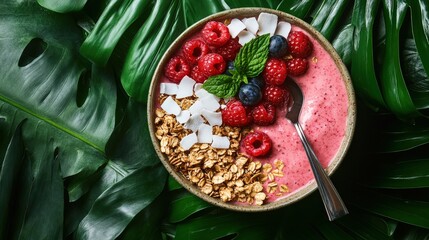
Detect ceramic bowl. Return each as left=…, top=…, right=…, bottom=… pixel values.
left=148, top=8, right=356, bottom=211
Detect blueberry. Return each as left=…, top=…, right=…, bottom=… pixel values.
left=238, top=83, right=262, bottom=106
left=269, top=35, right=288, bottom=58
left=248, top=77, right=265, bottom=90
left=224, top=61, right=235, bottom=75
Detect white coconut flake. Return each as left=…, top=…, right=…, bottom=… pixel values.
left=200, top=95, right=220, bottom=111
left=195, top=88, right=220, bottom=102
left=228, top=18, right=246, bottom=38
left=176, top=76, right=196, bottom=99
left=188, top=100, right=204, bottom=116
left=220, top=104, right=227, bottom=110
left=194, top=83, right=203, bottom=93
left=161, top=96, right=181, bottom=116
left=160, top=83, right=178, bottom=95
left=242, top=17, right=259, bottom=35
left=238, top=30, right=256, bottom=46
left=176, top=110, right=190, bottom=123
left=211, top=135, right=230, bottom=149
left=184, top=115, right=205, bottom=132
left=257, top=12, right=278, bottom=36
left=180, top=132, right=198, bottom=150
left=201, top=109, right=222, bottom=126
left=275, top=21, right=292, bottom=39
left=197, top=124, right=213, bottom=144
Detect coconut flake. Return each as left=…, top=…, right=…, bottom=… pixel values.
left=194, top=83, right=203, bottom=93
left=211, top=135, right=230, bottom=149
left=242, top=17, right=259, bottom=35
left=188, top=100, right=204, bottom=116
left=160, top=83, right=178, bottom=95
left=228, top=18, right=246, bottom=38
left=195, top=88, right=220, bottom=102
left=176, top=76, right=196, bottom=99
left=238, top=30, right=256, bottom=46
left=200, top=95, right=220, bottom=111
left=184, top=115, right=205, bottom=132
left=275, top=21, right=292, bottom=39
left=257, top=12, right=278, bottom=36
left=176, top=110, right=190, bottom=123
left=201, top=109, right=222, bottom=126
left=180, top=133, right=198, bottom=150
left=161, top=96, right=181, bottom=116
left=197, top=123, right=213, bottom=143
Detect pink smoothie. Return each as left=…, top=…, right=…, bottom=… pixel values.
left=247, top=26, right=348, bottom=203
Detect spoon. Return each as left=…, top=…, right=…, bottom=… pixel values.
left=285, top=78, right=348, bottom=221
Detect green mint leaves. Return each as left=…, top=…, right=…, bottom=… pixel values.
left=234, top=34, right=270, bottom=77
left=203, top=34, right=270, bottom=98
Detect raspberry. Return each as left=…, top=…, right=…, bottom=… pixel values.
left=287, top=58, right=309, bottom=76
left=262, top=58, right=287, bottom=86
left=215, top=37, right=241, bottom=61
left=222, top=100, right=252, bottom=127
left=202, top=21, right=231, bottom=47
left=164, top=56, right=191, bottom=83
left=251, top=102, right=276, bottom=126
left=242, top=131, right=272, bottom=157
left=287, top=31, right=313, bottom=58
left=182, top=39, right=210, bottom=65
left=198, top=53, right=226, bottom=77
left=263, top=85, right=288, bottom=106
left=190, top=65, right=207, bottom=83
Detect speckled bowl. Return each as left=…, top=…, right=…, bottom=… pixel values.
left=148, top=8, right=356, bottom=212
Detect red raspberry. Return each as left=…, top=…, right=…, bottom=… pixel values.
left=190, top=65, right=207, bottom=83
left=215, top=37, right=241, bottom=61
left=287, top=31, right=313, bottom=58
left=287, top=58, right=309, bottom=76
left=222, top=100, right=252, bottom=127
left=262, top=58, right=287, bottom=86
left=202, top=21, right=231, bottom=47
left=251, top=102, right=276, bottom=126
left=198, top=53, right=226, bottom=77
left=182, top=39, right=210, bottom=65
left=242, top=131, right=272, bottom=157
left=263, top=85, right=288, bottom=106
left=164, top=56, right=191, bottom=83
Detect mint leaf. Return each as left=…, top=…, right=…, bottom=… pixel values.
left=202, top=74, right=240, bottom=98
left=235, top=34, right=270, bottom=77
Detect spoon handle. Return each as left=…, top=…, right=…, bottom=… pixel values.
left=294, top=123, right=349, bottom=221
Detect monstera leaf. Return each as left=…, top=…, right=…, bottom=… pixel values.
left=2, top=0, right=429, bottom=239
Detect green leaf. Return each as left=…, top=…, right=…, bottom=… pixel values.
left=203, top=74, right=240, bottom=98
left=0, top=121, right=25, bottom=238
left=168, top=192, right=212, bottom=223
left=120, top=0, right=186, bottom=102
left=351, top=0, right=386, bottom=109
left=168, top=175, right=182, bottom=191
left=0, top=0, right=116, bottom=201
left=80, top=0, right=151, bottom=65
left=336, top=214, right=393, bottom=240
left=367, top=159, right=429, bottom=188
left=332, top=23, right=354, bottom=66
left=380, top=0, right=421, bottom=121
left=276, top=0, right=316, bottom=19
left=402, top=38, right=429, bottom=93
left=76, top=164, right=167, bottom=240
left=352, top=190, right=429, bottom=229
left=407, top=0, right=429, bottom=79
left=235, top=34, right=270, bottom=77
left=37, top=0, right=87, bottom=13
left=310, top=0, right=350, bottom=41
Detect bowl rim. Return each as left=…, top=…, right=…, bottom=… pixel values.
left=147, top=7, right=356, bottom=212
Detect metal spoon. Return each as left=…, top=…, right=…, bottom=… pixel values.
left=285, top=78, right=348, bottom=221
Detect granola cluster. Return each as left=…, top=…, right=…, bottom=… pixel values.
left=155, top=93, right=291, bottom=205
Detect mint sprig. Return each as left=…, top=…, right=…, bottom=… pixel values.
left=203, top=34, right=270, bottom=98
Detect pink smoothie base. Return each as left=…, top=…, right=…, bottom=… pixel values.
left=249, top=26, right=348, bottom=203
left=156, top=26, right=349, bottom=205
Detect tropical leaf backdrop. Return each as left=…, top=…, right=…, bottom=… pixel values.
left=1, top=0, right=429, bottom=239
